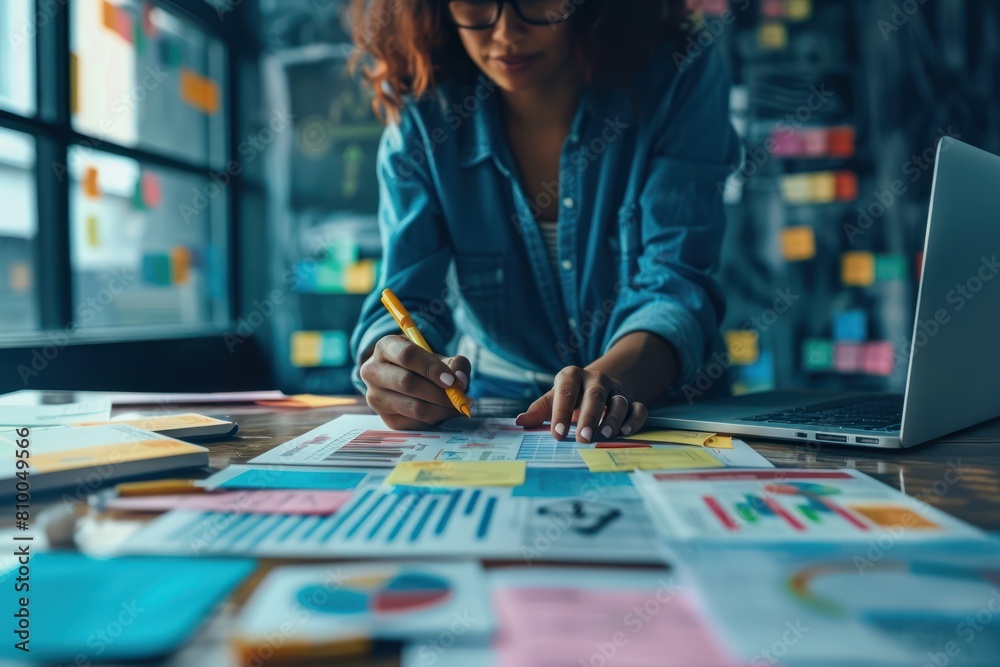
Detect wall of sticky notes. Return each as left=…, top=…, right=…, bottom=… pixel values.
left=0, top=128, right=39, bottom=332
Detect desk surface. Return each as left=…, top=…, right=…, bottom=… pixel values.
left=184, top=398, right=1000, bottom=531
left=46, top=397, right=1000, bottom=667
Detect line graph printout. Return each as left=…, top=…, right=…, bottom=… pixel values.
left=251, top=416, right=525, bottom=467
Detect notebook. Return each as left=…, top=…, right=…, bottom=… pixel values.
left=0, top=423, right=209, bottom=495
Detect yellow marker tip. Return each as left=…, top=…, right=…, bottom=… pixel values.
left=460, top=405, right=471, bottom=418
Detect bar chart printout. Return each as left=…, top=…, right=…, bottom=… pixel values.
left=633, top=469, right=986, bottom=543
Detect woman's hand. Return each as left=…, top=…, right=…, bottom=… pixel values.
left=515, top=366, right=649, bottom=443
left=360, top=335, right=472, bottom=430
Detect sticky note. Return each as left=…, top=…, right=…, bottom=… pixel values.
left=758, top=22, right=788, bottom=50
left=579, top=448, right=724, bottom=472
left=290, top=331, right=323, bottom=368
left=842, top=251, right=876, bottom=286
left=761, top=0, right=784, bottom=18
left=725, top=330, right=759, bottom=365
left=803, top=338, right=835, bottom=371
left=785, top=0, right=812, bottom=21
left=834, top=309, right=867, bottom=342
left=781, top=226, right=816, bottom=261
left=810, top=172, right=836, bottom=203
left=107, top=490, right=354, bottom=515
left=828, top=126, right=856, bottom=157
left=320, top=331, right=348, bottom=366
left=179, top=68, right=220, bottom=115
left=862, top=341, right=895, bottom=376
left=771, top=129, right=803, bottom=157
left=142, top=173, right=162, bottom=207
left=171, top=246, right=191, bottom=285
left=70, top=52, right=80, bottom=115
left=834, top=171, right=859, bottom=201
left=780, top=174, right=812, bottom=203
left=385, top=461, right=526, bottom=487
left=255, top=395, right=357, bottom=409
left=512, top=469, right=633, bottom=497
left=8, top=262, right=31, bottom=293
left=876, top=254, right=908, bottom=282
left=141, top=253, right=171, bottom=286
left=142, top=1, right=157, bottom=37
left=834, top=342, right=863, bottom=373
left=131, top=179, right=146, bottom=210
left=218, top=469, right=366, bottom=491
left=82, top=166, right=100, bottom=199
left=625, top=430, right=733, bottom=450
left=344, top=260, right=377, bottom=294
left=849, top=504, right=938, bottom=529
left=702, top=0, right=730, bottom=17
left=801, top=129, right=828, bottom=157
left=86, top=216, right=100, bottom=247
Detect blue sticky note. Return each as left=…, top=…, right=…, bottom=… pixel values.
left=0, top=553, right=254, bottom=662
left=219, top=469, right=366, bottom=490
left=513, top=468, right=633, bottom=497
left=834, top=309, right=868, bottom=342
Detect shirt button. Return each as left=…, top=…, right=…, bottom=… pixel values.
left=561, top=259, right=573, bottom=271
left=563, top=197, right=575, bottom=209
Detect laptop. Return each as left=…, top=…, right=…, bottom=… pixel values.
left=648, top=137, right=1000, bottom=449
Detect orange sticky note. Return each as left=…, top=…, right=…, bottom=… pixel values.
left=725, top=330, right=760, bottom=365
left=171, top=247, right=191, bottom=285
left=70, top=52, right=80, bottom=115
left=9, top=263, right=31, bottom=293
left=781, top=226, right=816, bottom=261
left=834, top=171, right=858, bottom=201
left=102, top=0, right=118, bottom=32
left=842, top=251, right=876, bottom=286
left=82, top=166, right=100, bottom=199
left=180, top=69, right=220, bottom=115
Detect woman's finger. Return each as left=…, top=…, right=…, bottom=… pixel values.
left=620, top=401, right=649, bottom=437
left=597, top=394, right=631, bottom=440
left=575, top=371, right=610, bottom=443
left=550, top=366, right=585, bottom=440
left=517, top=390, right=554, bottom=428
left=376, top=335, right=458, bottom=390
left=366, top=386, right=457, bottom=427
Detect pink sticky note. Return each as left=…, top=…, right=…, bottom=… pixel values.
left=771, top=128, right=803, bottom=157
left=834, top=343, right=863, bottom=373
left=107, top=490, right=354, bottom=515
left=863, top=341, right=895, bottom=376
left=142, top=173, right=162, bottom=207
left=494, top=587, right=736, bottom=667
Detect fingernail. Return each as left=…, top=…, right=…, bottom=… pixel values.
left=621, top=424, right=632, bottom=436
left=455, top=370, right=469, bottom=390
left=601, top=425, right=613, bottom=439
left=555, top=423, right=567, bottom=436
left=440, top=372, right=455, bottom=387
left=580, top=426, right=593, bottom=443
left=515, top=412, right=526, bottom=424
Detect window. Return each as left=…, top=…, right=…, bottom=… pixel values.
left=0, top=1, right=267, bottom=392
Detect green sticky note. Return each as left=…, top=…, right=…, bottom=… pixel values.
left=875, top=254, right=907, bottom=282
left=803, top=338, right=835, bottom=371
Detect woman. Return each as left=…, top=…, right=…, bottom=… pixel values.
left=349, top=0, right=739, bottom=442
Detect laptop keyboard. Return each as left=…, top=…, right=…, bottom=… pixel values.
left=736, top=396, right=904, bottom=432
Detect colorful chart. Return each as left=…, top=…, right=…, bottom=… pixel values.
left=297, top=571, right=452, bottom=615
left=764, top=482, right=842, bottom=496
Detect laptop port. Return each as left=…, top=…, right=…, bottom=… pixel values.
left=795, top=432, right=808, bottom=438
left=816, top=433, right=848, bottom=443
left=855, top=436, right=880, bottom=445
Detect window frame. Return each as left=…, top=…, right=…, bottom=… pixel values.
left=0, top=0, right=272, bottom=392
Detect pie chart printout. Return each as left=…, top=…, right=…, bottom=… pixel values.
left=296, top=571, right=453, bottom=616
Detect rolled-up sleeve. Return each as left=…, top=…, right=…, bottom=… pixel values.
left=349, top=108, right=456, bottom=391
left=605, top=47, right=740, bottom=388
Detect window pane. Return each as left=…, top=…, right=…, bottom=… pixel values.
left=69, top=147, right=228, bottom=329
left=71, top=0, right=227, bottom=168
left=0, top=0, right=36, bottom=116
left=0, top=129, right=38, bottom=332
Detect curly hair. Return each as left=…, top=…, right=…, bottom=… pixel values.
left=350, top=0, right=693, bottom=122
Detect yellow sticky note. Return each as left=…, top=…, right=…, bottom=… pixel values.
left=785, top=0, right=812, bottom=21
left=86, top=216, right=100, bottom=247
left=624, top=430, right=733, bottom=449
left=725, top=330, right=760, bottom=365
left=70, top=52, right=80, bottom=115
left=290, top=331, right=322, bottom=367
left=179, top=68, right=220, bottom=115
left=780, top=226, right=816, bottom=262
left=758, top=22, right=788, bottom=50
left=842, top=251, right=876, bottom=286
left=74, top=413, right=228, bottom=430
left=171, top=246, right=191, bottom=285
left=385, top=461, right=526, bottom=488
left=780, top=174, right=811, bottom=203
left=256, top=395, right=357, bottom=409
left=579, top=448, right=724, bottom=472
left=9, top=263, right=31, bottom=293
left=810, top=172, right=837, bottom=203
left=344, top=260, right=376, bottom=294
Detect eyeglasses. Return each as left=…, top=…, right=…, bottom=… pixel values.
left=446, top=0, right=573, bottom=30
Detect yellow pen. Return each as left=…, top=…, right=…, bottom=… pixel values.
left=380, top=288, right=472, bottom=418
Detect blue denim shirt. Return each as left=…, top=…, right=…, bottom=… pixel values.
left=351, top=43, right=740, bottom=398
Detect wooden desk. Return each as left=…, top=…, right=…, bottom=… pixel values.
left=45, top=398, right=1000, bottom=666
